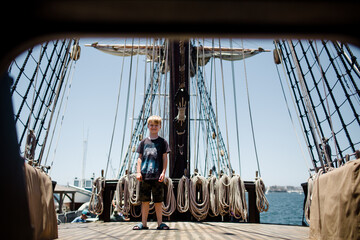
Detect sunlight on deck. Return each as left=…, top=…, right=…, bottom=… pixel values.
left=58, top=221, right=309, bottom=240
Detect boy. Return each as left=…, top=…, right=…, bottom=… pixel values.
left=133, top=115, right=170, bottom=230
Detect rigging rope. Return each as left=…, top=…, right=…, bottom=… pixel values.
left=30, top=41, right=66, bottom=146
left=202, top=38, right=211, bottom=175
left=105, top=39, right=127, bottom=178
left=45, top=50, right=77, bottom=168
left=118, top=38, right=135, bottom=176
left=274, top=42, right=312, bottom=174
left=157, top=39, right=163, bottom=117
left=315, top=41, right=340, bottom=162
left=218, top=39, right=233, bottom=174
left=142, top=38, right=149, bottom=127
left=15, top=41, right=51, bottom=145
left=241, top=39, right=262, bottom=177
left=11, top=40, right=75, bottom=166
left=332, top=42, right=360, bottom=106
left=38, top=40, right=73, bottom=165
left=162, top=39, right=169, bottom=138
left=288, top=40, right=326, bottom=172
left=212, top=39, right=221, bottom=175
left=319, top=41, right=359, bottom=154
left=25, top=43, right=43, bottom=159
left=126, top=39, right=140, bottom=172
left=230, top=39, right=242, bottom=175
left=150, top=39, right=156, bottom=115
left=11, top=48, right=33, bottom=95
left=22, top=44, right=45, bottom=164
left=193, top=39, right=200, bottom=170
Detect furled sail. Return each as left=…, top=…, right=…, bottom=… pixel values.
left=85, top=42, right=269, bottom=66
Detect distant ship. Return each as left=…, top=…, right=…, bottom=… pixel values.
left=265, top=185, right=303, bottom=194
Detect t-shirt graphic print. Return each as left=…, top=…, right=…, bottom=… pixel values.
left=136, top=137, right=170, bottom=180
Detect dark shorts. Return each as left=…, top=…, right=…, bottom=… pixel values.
left=138, top=180, right=164, bottom=203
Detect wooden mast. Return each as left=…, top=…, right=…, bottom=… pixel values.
left=169, top=40, right=190, bottom=179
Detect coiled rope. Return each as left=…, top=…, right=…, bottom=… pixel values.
left=128, top=173, right=140, bottom=206
left=115, top=175, right=131, bottom=217
left=24, top=129, right=36, bottom=162
left=208, top=175, right=220, bottom=217
left=177, top=175, right=190, bottom=213
left=189, top=174, right=209, bottom=221
left=89, top=176, right=105, bottom=215
left=254, top=178, right=269, bottom=213
left=128, top=174, right=141, bottom=218
left=218, top=174, right=230, bottom=216
left=229, top=175, right=247, bottom=220
left=114, top=174, right=177, bottom=218
left=162, top=177, right=176, bottom=216
left=109, top=172, right=269, bottom=221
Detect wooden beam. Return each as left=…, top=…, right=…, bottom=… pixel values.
left=169, top=40, right=190, bottom=179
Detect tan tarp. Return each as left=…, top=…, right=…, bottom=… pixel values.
left=309, top=159, right=360, bottom=240
left=24, top=163, right=58, bottom=240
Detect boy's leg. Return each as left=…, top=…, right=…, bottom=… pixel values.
left=152, top=181, right=166, bottom=228
left=155, top=202, right=169, bottom=230
left=154, top=202, right=162, bottom=226
left=141, top=201, right=150, bottom=227
left=138, top=181, right=151, bottom=228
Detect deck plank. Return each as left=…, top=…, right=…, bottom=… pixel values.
left=58, top=221, right=309, bottom=240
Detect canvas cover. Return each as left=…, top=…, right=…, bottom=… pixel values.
left=309, top=158, right=360, bottom=240
left=24, top=163, right=58, bottom=240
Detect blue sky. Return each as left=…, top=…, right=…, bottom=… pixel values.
left=12, top=38, right=358, bottom=187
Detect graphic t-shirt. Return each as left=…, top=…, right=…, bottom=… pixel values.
left=136, top=136, right=170, bottom=180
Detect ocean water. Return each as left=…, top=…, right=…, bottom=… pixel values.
left=260, top=192, right=305, bottom=226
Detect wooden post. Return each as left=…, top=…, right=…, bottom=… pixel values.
left=71, top=192, right=75, bottom=211
left=98, top=180, right=118, bottom=222
left=59, top=193, right=64, bottom=213
left=244, top=181, right=260, bottom=223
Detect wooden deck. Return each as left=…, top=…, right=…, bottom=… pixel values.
left=58, top=221, right=309, bottom=240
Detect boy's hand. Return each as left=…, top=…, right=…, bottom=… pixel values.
left=136, top=172, right=142, bottom=181
left=158, top=172, right=165, bottom=182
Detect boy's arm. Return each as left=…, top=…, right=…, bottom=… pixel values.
left=136, top=154, right=142, bottom=181
left=159, top=153, right=168, bottom=182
